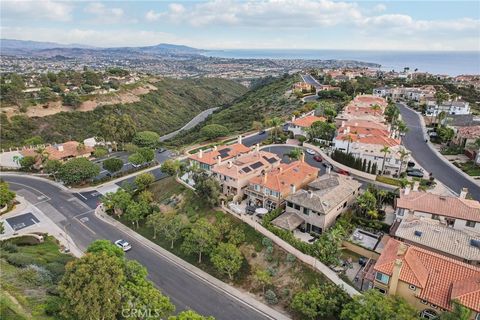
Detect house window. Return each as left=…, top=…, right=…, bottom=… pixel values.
left=409, top=285, right=416, bottom=291
left=294, top=204, right=301, bottom=210
left=286, top=201, right=293, bottom=208
left=397, top=208, right=405, bottom=217
left=375, top=272, right=390, bottom=284
left=431, top=214, right=440, bottom=220
left=466, top=220, right=476, bottom=228
left=303, top=207, right=309, bottom=215
left=254, top=184, right=260, bottom=192
left=374, top=287, right=386, bottom=294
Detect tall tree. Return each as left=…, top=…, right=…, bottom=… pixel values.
left=265, top=117, right=282, bottom=141
left=58, top=252, right=125, bottom=320
left=125, top=200, right=150, bottom=229
left=146, top=211, right=165, bottom=239
left=342, top=135, right=354, bottom=154
left=168, top=310, right=214, bottom=320
left=87, top=239, right=125, bottom=258
left=253, top=267, right=272, bottom=294
left=380, top=146, right=391, bottom=175
left=103, top=158, right=123, bottom=174
left=161, top=214, right=189, bottom=249
left=181, top=218, right=220, bottom=263
left=0, top=181, right=16, bottom=207
left=134, top=173, right=155, bottom=190
left=440, top=301, right=472, bottom=320
left=397, top=148, right=410, bottom=175
left=210, top=243, right=243, bottom=280
left=101, top=189, right=133, bottom=216
left=57, top=157, right=100, bottom=185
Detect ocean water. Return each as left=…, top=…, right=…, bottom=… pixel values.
left=203, top=49, right=480, bottom=76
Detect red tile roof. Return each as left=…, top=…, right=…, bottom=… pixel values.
left=188, top=143, right=251, bottom=165
left=396, top=190, right=480, bottom=222
left=21, top=141, right=93, bottom=161
left=457, top=126, right=480, bottom=139
left=335, top=132, right=400, bottom=147
left=249, top=160, right=319, bottom=196
left=292, top=115, right=326, bottom=128
left=374, top=239, right=480, bottom=312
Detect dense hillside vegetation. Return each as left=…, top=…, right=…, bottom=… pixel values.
left=167, top=74, right=302, bottom=146
left=1, top=78, right=247, bottom=148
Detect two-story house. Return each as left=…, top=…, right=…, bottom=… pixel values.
left=395, top=187, right=480, bottom=233
left=211, top=149, right=281, bottom=201
left=272, top=172, right=361, bottom=234
left=245, top=158, right=319, bottom=211
left=288, top=112, right=326, bottom=138
left=373, top=238, right=480, bottom=319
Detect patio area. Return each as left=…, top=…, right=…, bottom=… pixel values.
left=293, top=229, right=315, bottom=243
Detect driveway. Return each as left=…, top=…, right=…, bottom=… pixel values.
left=398, top=103, right=480, bottom=199
left=1, top=174, right=277, bottom=320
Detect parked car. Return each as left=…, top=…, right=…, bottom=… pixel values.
left=157, top=148, right=166, bottom=153
left=306, top=149, right=316, bottom=155
left=335, top=168, right=350, bottom=176
left=407, top=161, right=415, bottom=168
left=313, top=155, right=323, bottom=162
left=114, top=239, right=131, bottom=252
left=407, top=169, right=424, bottom=177
left=259, top=129, right=266, bottom=135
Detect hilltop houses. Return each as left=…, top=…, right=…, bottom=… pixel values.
left=20, top=141, right=94, bottom=163
left=288, top=111, right=326, bottom=138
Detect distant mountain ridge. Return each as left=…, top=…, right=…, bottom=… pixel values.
left=0, top=39, right=204, bottom=57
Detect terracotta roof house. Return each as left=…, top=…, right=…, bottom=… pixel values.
left=288, top=111, right=326, bottom=138
left=454, top=125, right=480, bottom=147
left=20, top=141, right=93, bottom=162
left=392, top=216, right=480, bottom=266
left=273, top=172, right=362, bottom=234
left=211, top=149, right=281, bottom=201
left=395, top=187, right=480, bottom=233
left=245, top=157, right=319, bottom=211
left=373, top=238, right=480, bottom=319
left=188, top=136, right=251, bottom=172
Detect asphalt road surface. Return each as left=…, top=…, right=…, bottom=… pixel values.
left=160, top=107, right=219, bottom=142
left=1, top=174, right=273, bottom=320
left=398, top=103, right=480, bottom=199
left=301, top=74, right=322, bottom=89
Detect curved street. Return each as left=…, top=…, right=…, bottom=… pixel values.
left=0, top=174, right=277, bottom=320
left=398, top=103, right=480, bottom=200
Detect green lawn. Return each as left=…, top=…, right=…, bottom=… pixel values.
left=455, top=161, right=480, bottom=176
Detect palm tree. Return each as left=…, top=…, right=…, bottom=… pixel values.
left=342, top=135, right=354, bottom=154
left=287, top=148, right=303, bottom=160
left=370, top=104, right=382, bottom=116
left=437, top=111, right=447, bottom=127
left=380, top=146, right=391, bottom=175
left=397, top=148, right=410, bottom=176
left=265, top=117, right=282, bottom=141
left=34, top=147, right=49, bottom=163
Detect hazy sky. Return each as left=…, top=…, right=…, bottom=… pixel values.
left=1, top=0, right=479, bottom=51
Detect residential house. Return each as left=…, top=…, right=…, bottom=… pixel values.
left=333, top=124, right=404, bottom=175
left=288, top=111, right=326, bottom=138
left=245, top=158, right=319, bottom=211
left=453, top=125, right=480, bottom=148
left=373, top=238, right=480, bottom=319
left=391, top=215, right=480, bottom=266
left=292, top=82, right=315, bottom=93
left=336, top=94, right=388, bottom=124
left=211, top=148, right=281, bottom=201
left=395, top=187, right=480, bottom=233
left=426, top=100, right=471, bottom=117
left=272, top=172, right=362, bottom=234
left=20, top=141, right=94, bottom=162
left=187, top=137, right=251, bottom=172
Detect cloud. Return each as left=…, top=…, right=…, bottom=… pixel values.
left=1, top=0, right=73, bottom=22
left=372, top=4, right=386, bottom=13
left=84, top=2, right=125, bottom=23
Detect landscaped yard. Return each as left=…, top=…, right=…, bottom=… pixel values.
left=116, top=176, right=329, bottom=314
left=0, top=236, right=74, bottom=320
left=454, top=160, right=480, bottom=176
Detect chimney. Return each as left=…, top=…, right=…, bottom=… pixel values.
left=388, top=258, right=403, bottom=295
left=397, top=242, right=408, bottom=257
left=217, top=156, right=222, bottom=165
left=57, top=144, right=64, bottom=152
left=300, top=153, right=305, bottom=163
left=263, top=171, right=268, bottom=183
left=345, top=126, right=351, bottom=134
left=291, top=115, right=296, bottom=122
left=199, top=149, right=203, bottom=159
left=404, top=185, right=411, bottom=196
left=459, top=187, right=468, bottom=199
left=228, top=161, right=233, bottom=168
left=341, top=121, right=345, bottom=128
left=307, top=190, right=313, bottom=198
left=256, top=144, right=260, bottom=153
left=238, top=135, right=242, bottom=145
left=213, top=145, right=218, bottom=151
left=326, top=166, right=331, bottom=174
left=412, top=181, right=420, bottom=192
left=290, top=184, right=296, bottom=194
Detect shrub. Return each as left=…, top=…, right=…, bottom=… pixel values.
left=286, top=253, right=296, bottom=264
left=261, top=237, right=273, bottom=248
left=17, top=265, right=53, bottom=285
left=265, top=246, right=274, bottom=255
left=0, top=242, right=18, bottom=253
left=6, top=253, right=37, bottom=267
left=265, top=290, right=278, bottom=305
left=44, top=296, right=63, bottom=316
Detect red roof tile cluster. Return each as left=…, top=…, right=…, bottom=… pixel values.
left=292, top=115, right=326, bottom=128
left=457, top=126, right=480, bottom=139
left=249, top=160, right=319, bottom=196
left=396, top=190, right=480, bottom=222
left=374, top=239, right=480, bottom=312
left=21, top=141, right=93, bottom=161
left=188, top=143, right=251, bottom=165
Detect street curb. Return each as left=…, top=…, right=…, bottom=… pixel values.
left=407, top=106, right=480, bottom=192
left=0, top=172, right=70, bottom=191
left=94, top=208, right=291, bottom=320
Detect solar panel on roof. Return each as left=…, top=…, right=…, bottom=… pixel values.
left=218, top=148, right=231, bottom=158
left=242, top=167, right=252, bottom=173
left=267, top=157, right=277, bottom=164
left=250, top=161, right=263, bottom=169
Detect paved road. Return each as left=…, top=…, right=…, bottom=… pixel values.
left=301, top=74, right=322, bottom=89
left=398, top=103, right=480, bottom=199
left=160, top=107, right=219, bottom=142
left=1, top=174, right=274, bottom=320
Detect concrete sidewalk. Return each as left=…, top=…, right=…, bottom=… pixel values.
left=94, top=205, right=291, bottom=320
